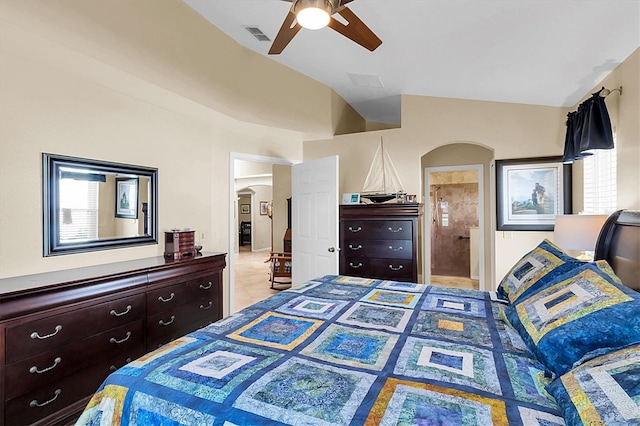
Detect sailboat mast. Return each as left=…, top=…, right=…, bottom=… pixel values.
left=380, top=137, right=386, bottom=192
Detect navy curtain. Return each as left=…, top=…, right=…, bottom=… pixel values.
left=563, top=87, right=614, bottom=163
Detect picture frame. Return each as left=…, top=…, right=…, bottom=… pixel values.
left=496, top=156, right=572, bottom=231
left=341, top=193, right=361, bottom=205
left=259, top=201, right=269, bottom=216
left=240, top=204, right=250, bottom=214
left=115, top=177, right=139, bottom=219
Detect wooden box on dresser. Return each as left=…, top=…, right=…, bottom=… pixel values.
left=340, top=204, right=423, bottom=282
left=0, top=252, right=226, bottom=426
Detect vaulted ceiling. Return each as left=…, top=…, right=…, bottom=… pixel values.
left=185, top=0, right=639, bottom=125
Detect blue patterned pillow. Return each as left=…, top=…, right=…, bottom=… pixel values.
left=504, top=260, right=640, bottom=377
left=546, top=344, right=640, bottom=425
left=497, top=239, right=585, bottom=303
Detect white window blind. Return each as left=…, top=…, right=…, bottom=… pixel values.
left=59, top=178, right=99, bottom=242
left=582, top=145, right=617, bottom=214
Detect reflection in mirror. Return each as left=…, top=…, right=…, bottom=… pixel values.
left=43, top=153, right=158, bottom=256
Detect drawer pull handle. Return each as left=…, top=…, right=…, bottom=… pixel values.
left=110, top=331, right=132, bottom=344
left=30, top=357, right=62, bottom=374
left=348, top=226, right=362, bottom=233
left=348, top=244, right=363, bottom=251
left=349, top=262, right=363, bottom=269
left=159, top=316, right=176, bottom=326
left=30, top=389, right=61, bottom=408
left=158, top=293, right=175, bottom=303
left=110, top=305, right=132, bottom=317
left=200, top=301, right=213, bottom=310
left=389, top=265, right=404, bottom=271
left=30, top=325, right=62, bottom=340
left=110, top=357, right=133, bottom=371
left=200, top=282, right=212, bottom=290
left=388, top=246, right=404, bottom=252
left=388, top=227, right=403, bottom=233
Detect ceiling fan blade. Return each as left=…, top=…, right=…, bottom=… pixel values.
left=268, top=10, right=302, bottom=55
left=328, top=6, right=382, bottom=52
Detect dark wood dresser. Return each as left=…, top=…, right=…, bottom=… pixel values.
left=0, top=253, right=226, bottom=426
left=340, top=204, right=423, bottom=282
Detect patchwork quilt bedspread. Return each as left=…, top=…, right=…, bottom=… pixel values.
left=76, top=275, right=564, bottom=425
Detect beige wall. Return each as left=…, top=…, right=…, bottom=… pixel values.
left=0, top=0, right=637, bottom=306
left=250, top=186, right=273, bottom=251
left=571, top=48, right=640, bottom=212
left=272, top=165, right=293, bottom=253
left=303, top=98, right=568, bottom=288
left=0, top=0, right=312, bottom=321
left=304, top=56, right=640, bottom=288
left=0, top=0, right=365, bottom=139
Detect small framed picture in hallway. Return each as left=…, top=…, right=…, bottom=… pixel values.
left=496, top=156, right=572, bottom=231
left=259, top=201, right=269, bottom=216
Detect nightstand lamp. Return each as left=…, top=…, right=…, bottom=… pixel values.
left=554, top=214, right=608, bottom=261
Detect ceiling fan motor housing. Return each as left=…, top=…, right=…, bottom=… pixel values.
left=292, top=0, right=341, bottom=15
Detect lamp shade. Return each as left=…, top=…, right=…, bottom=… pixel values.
left=294, top=0, right=331, bottom=30
left=553, top=214, right=608, bottom=252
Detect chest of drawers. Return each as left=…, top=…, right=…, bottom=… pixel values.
left=0, top=253, right=226, bottom=426
left=340, top=204, right=423, bottom=282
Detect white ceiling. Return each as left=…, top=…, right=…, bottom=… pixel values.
left=185, top=0, right=639, bottom=125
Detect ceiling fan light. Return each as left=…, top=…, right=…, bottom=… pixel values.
left=294, top=0, right=331, bottom=30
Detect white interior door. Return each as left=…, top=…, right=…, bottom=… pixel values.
left=292, top=155, right=339, bottom=284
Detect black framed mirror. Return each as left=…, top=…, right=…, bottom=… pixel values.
left=43, top=153, right=158, bottom=256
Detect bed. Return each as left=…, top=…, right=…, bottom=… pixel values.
left=76, top=210, right=640, bottom=426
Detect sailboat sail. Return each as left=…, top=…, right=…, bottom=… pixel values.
left=362, top=138, right=404, bottom=198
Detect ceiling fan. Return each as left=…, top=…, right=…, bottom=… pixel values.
left=269, top=0, right=382, bottom=55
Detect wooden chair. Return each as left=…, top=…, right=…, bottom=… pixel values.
left=266, top=251, right=291, bottom=289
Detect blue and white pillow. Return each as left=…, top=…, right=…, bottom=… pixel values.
left=546, top=344, right=640, bottom=426
left=505, top=260, right=640, bottom=377
left=497, top=239, right=585, bottom=303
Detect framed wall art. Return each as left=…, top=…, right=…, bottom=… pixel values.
left=259, top=201, right=269, bottom=216
left=341, top=193, right=360, bottom=204
left=496, top=156, right=572, bottom=231
left=115, top=177, right=139, bottom=219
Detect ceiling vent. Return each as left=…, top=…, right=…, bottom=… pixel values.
left=347, top=73, right=384, bottom=88
left=245, top=26, right=271, bottom=42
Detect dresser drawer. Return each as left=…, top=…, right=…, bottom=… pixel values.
left=5, top=320, right=144, bottom=400
left=5, top=353, right=128, bottom=426
left=342, top=239, right=413, bottom=259
left=340, top=257, right=414, bottom=281
left=6, top=294, right=145, bottom=363
left=147, top=296, right=220, bottom=349
left=341, top=220, right=412, bottom=240
left=147, top=274, right=218, bottom=316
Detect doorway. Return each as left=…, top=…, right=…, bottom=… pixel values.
left=425, top=164, right=484, bottom=290
left=229, top=153, right=294, bottom=314
left=237, top=192, right=253, bottom=249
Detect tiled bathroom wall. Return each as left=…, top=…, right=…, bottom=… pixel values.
left=430, top=182, right=479, bottom=277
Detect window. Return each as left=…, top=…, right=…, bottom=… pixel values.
left=59, top=178, right=99, bottom=241
left=582, top=144, right=617, bottom=214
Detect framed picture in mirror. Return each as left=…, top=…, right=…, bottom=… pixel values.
left=115, top=177, right=139, bottom=219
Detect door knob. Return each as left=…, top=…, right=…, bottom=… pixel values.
left=328, top=247, right=336, bottom=252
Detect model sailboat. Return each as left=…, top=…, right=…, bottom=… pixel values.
left=361, top=137, right=405, bottom=203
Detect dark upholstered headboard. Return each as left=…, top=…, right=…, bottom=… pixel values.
left=594, top=209, right=640, bottom=292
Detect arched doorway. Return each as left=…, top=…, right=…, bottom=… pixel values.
left=421, top=143, right=494, bottom=290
